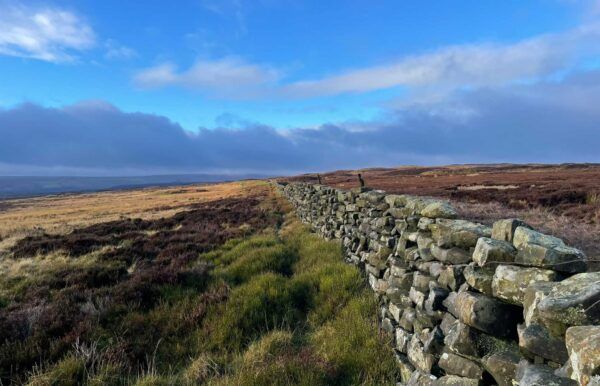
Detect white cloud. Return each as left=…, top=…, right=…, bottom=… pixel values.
left=104, top=39, right=137, bottom=60
left=133, top=22, right=600, bottom=101
left=0, top=1, right=95, bottom=62
left=134, top=57, right=281, bottom=97
left=282, top=23, right=600, bottom=98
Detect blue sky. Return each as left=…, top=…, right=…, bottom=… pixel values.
left=0, top=0, right=600, bottom=175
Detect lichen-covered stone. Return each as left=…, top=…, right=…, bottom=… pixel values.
left=400, top=308, right=417, bottom=332
left=515, top=360, right=577, bottom=386
left=565, top=325, right=600, bottom=386
left=438, top=266, right=465, bottom=291
left=538, top=272, right=600, bottom=336
left=438, top=352, right=484, bottom=379
left=455, top=291, right=522, bottom=337
left=395, top=351, right=416, bottom=384
left=513, top=226, right=565, bottom=249
left=396, top=328, right=414, bottom=353
left=523, top=281, right=556, bottom=327
left=444, top=321, right=478, bottom=357
left=433, top=375, right=479, bottom=386
left=492, top=265, right=557, bottom=305
left=413, top=272, right=434, bottom=292
left=431, top=219, right=492, bottom=249
left=483, top=351, right=521, bottom=386
left=463, top=264, right=494, bottom=295
left=420, top=201, right=458, bottom=219
left=517, top=323, right=569, bottom=364
left=472, top=237, right=516, bottom=267
left=389, top=302, right=403, bottom=323
left=389, top=272, right=414, bottom=292
left=410, top=287, right=427, bottom=309
left=491, top=218, right=530, bottom=242
left=515, top=243, right=587, bottom=273
left=408, top=334, right=437, bottom=373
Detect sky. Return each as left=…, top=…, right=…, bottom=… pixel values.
left=0, top=0, right=600, bottom=176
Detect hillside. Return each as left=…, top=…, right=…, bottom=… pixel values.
left=0, top=181, right=397, bottom=385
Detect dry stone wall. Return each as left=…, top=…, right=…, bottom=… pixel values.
left=276, top=182, right=600, bottom=386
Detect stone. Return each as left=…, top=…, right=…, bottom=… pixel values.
left=382, top=317, right=396, bottom=334
left=419, top=217, right=436, bottom=230
left=440, top=313, right=457, bottom=335
left=565, top=326, right=600, bottom=386
left=523, top=281, right=556, bottom=326
left=492, top=219, right=530, bottom=242
left=431, top=245, right=472, bottom=264
left=421, top=201, right=458, bottom=219
left=433, top=375, right=479, bottom=386
left=492, top=265, right=557, bottom=305
left=389, top=302, right=403, bottom=323
left=515, top=360, right=577, bottom=386
left=517, top=323, right=569, bottom=364
left=444, top=321, right=478, bottom=358
left=389, top=272, right=415, bottom=292
left=425, top=287, right=450, bottom=314
left=385, top=194, right=405, bottom=207
left=422, top=326, right=445, bottom=355
left=414, top=309, right=436, bottom=332
left=429, top=262, right=445, bottom=279
left=455, top=291, right=522, bottom=338
left=408, top=334, right=437, bottom=373
left=472, top=237, right=516, bottom=267
left=443, top=292, right=459, bottom=317
left=410, top=287, right=427, bottom=309
left=395, top=351, right=416, bottom=384
left=408, top=371, right=437, bottom=386
left=387, top=290, right=413, bottom=308
left=431, top=219, right=491, bottom=249
left=463, top=264, right=494, bottom=295
left=537, top=272, right=600, bottom=336
left=515, top=243, right=587, bottom=273
left=400, top=308, right=417, bottom=332
left=438, top=352, right=484, bottom=379
left=413, top=272, right=434, bottom=292
left=438, top=266, right=465, bottom=291
left=513, top=226, right=565, bottom=249
left=396, top=328, right=414, bottom=353
left=483, top=351, right=522, bottom=386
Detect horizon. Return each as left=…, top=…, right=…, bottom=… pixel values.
left=1, top=0, right=600, bottom=176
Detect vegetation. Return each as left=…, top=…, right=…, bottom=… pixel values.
left=0, top=184, right=399, bottom=385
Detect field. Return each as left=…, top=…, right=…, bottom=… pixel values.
left=0, top=181, right=397, bottom=385
left=283, top=164, right=600, bottom=265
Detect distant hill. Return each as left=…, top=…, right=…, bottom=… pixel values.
left=0, top=174, right=268, bottom=199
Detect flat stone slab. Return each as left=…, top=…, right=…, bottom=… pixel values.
left=473, top=237, right=516, bottom=267
left=538, top=272, right=600, bottom=336
left=492, top=265, right=557, bottom=305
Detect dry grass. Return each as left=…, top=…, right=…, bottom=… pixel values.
left=0, top=180, right=268, bottom=254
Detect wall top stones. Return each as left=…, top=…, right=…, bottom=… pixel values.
left=276, top=181, right=599, bottom=386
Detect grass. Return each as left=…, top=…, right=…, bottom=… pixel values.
left=1, top=185, right=399, bottom=385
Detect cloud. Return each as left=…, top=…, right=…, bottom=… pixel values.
left=1, top=69, right=600, bottom=176
left=134, top=57, right=281, bottom=97
left=104, top=39, right=137, bottom=60
left=0, top=1, right=95, bottom=62
left=133, top=22, right=600, bottom=101
left=283, top=23, right=600, bottom=98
